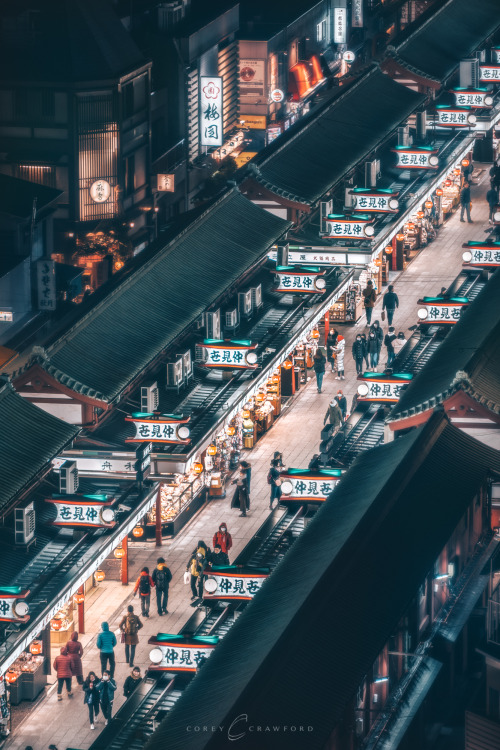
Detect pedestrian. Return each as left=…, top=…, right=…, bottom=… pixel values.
left=209, top=544, right=230, bottom=566
left=152, top=557, right=172, bottom=616
left=487, top=185, right=498, bottom=223
left=382, top=285, right=399, bottom=325
left=323, top=398, right=343, bottom=434
left=352, top=334, right=365, bottom=375
left=463, top=160, right=473, bottom=183
left=133, top=566, right=155, bottom=617
left=370, top=320, right=384, bottom=358
left=96, top=671, right=116, bottom=726
left=272, top=451, right=284, bottom=469
left=268, top=459, right=282, bottom=509
left=366, top=331, right=379, bottom=369
left=123, top=667, right=142, bottom=698
left=119, top=605, right=143, bottom=667
left=312, top=349, right=326, bottom=393
left=213, top=522, right=232, bottom=556
left=82, top=670, right=100, bottom=729
left=360, top=332, right=370, bottom=370
left=393, top=331, right=407, bottom=358
left=326, top=330, right=338, bottom=371
left=384, top=326, right=397, bottom=365
left=96, top=622, right=116, bottom=678
left=460, top=182, right=472, bottom=223
left=239, top=460, right=252, bottom=494
left=190, top=539, right=210, bottom=558
left=186, top=546, right=206, bottom=600
left=66, top=631, right=84, bottom=685
left=362, top=279, right=377, bottom=325
left=333, top=335, right=345, bottom=379
left=336, top=390, right=347, bottom=421
left=230, top=468, right=250, bottom=517
left=53, top=647, right=73, bottom=701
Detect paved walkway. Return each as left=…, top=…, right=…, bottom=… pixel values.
left=7, top=171, right=491, bottom=750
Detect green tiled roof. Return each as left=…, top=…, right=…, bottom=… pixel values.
left=38, top=189, right=290, bottom=402
left=246, top=66, right=426, bottom=206
left=0, top=379, right=79, bottom=511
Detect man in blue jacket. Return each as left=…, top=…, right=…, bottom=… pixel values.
left=96, top=622, right=116, bottom=678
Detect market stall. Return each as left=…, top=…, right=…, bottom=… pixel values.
left=147, top=468, right=206, bottom=537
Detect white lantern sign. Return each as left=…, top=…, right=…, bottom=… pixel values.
left=479, top=66, right=500, bottom=82
left=203, top=567, right=269, bottom=600
left=200, top=77, right=223, bottom=147
left=125, top=414, right=191, bottom=444
left=393, top=148, right=439, bottom=169
left=357, top=374, right=413, bottom=403
left=148, top=635, right=218, bottom=672
left=46, top=495, right=116, bottom=528
left=324, top=214, right=375, bottom=238
left=417, top=297, right=469, bottom=325
left=89, top=180, right=111, bottom=203
left=453, top=89, right=494, bottom=108
left=198, top=340, right=258, bottom=369
left=274, top=267, right=326, bottom=293
left=279, top=469, right=342, bottom=502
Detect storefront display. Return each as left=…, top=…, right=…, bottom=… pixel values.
left=50, top=601, right=74, bottom=645
left=148, top=469, right=205, bottom=536
left=330, top=284, right=363, bottom=323
left=6, top=653, right=45, bottom=705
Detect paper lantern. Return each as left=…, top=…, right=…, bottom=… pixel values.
left=384, top=245, right=393, bottom=255
left=29, top=640, right=43, bottom=655
left=193, top=462, right=204, bottom=475
left=95, top=570, right=105, bottom=582
left=51, top=619, right=62, bottom=631
left=74, top=592, right=85, bottom=605
left=445, top=180, right=452, bottom=187
left=462, top=159, right=470, bottom=167
left=436, top=188, right=443, bottom=196
left=407, top=222, right=415, bottom=231
left=396, top=233, right=405, bottom=242
left=132, top=525, right=144, bottom=537
left=311, top=328, right=320, bottom=340
left=5, top=670, right=18, bottom=683
left=425, top=200, right=433, bottom=210
left=242, top=410, right=251, bottom=419
left=114, top=547, right=125, bottom=559
left=417, top=211, right=424, bottom=219
left=374, top=258, right=382, bottom=266
left=282, top=360, right=293, bottom=369
left=226, top=425, right=236, bottom=436
left=453, top=168, right=461, bottom=176
left=207, top=444, right=217, bottom=456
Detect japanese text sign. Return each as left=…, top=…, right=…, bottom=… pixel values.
left=393, top=147, right=439, bottom=169
left=479, top=66, right=500, bottom=82
left=148, top=634, right=218, bottom=672
left=462, top=242, right=500, bottom=267
left=452, top=89, right=493, bottom=108
left=334, top=7, right=347, bottom=43
left=198, top=340, right=258, bottom=369
left=157, top=174, right=175, bottom=192
left=417, top=297, right=468, bottom=325
left=46, top=495, right=116, bottom=528
left=434, top=107, right=475, bottom=127
left=125, top=414, right=190, bottom=444
left=274, top=266, right=326, bottom=293
left=203, top=567, right=269, bottom=601
left=352, top=0, right=363, bottom=27
left=200, top=77, right=223, bottom=147
left=280, top=469, right=343, bottom=502
left=325, top=214, right=375, bottom=238
left=351, top=190, right=399, bottom=213
left=357, top=374, right=413, bottom=403
left=0, top=589, right=30, bottom=623
left=37, top=259, right=56, bottom=311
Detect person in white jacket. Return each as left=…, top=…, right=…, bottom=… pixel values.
left=333, top=335, right=345, bottom=380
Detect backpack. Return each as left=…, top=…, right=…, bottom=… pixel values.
left=139, top=575, right=150, bottom=595
left=125, top=614, right=139, bottom=635
left=267, top=470, right=272, bottom=485
left=156, top=567, right=171, bottom=590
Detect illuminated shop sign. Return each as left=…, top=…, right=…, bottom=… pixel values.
left=89, top=180, right=111, bottom=203
left=350, top=189, right=399, bottom=213
left=53, top=455, right=136, bottom=475
left=46, top=494, right=116, bottom=528
left=212, top=131, right=245, bottom=161
left=462, top=241, right=500, bottom=267
left=280, top=468, right=343, bottom=502
left=357, top=373, right=413, bottom=403
left=125, top=414, right=190, bottom=444
left=417, top=297, right=469, bottom=325
left=334, top=7, right=347, bottom=43
left=37, top=259, right=56, bottom=311
left=479, top=66, right=500, bottom=82
left=0, top=589, right=30, bottom=623
left=203, top=566, right=269, bottom=601
left=274, top=266, right=326, bottom=293
left=452, top=88, right=494, bottom=108
left=157, top=174, right=175, bottom=192
left=197, top=340, right=258, bottom=369
left=392, top=146, right=439, bottom=169
left=433, top=107, right=476, bottom=127
left=200, top=77, right=223, bottom=147
left=324, top=214, right=375, bottom=238
left=149, top=634, right=219, bottom=672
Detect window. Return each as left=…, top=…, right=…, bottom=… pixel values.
left=316, top=19, right=327, bottom=42
left=123, top=84, right=134, bottom=119
left=41, top=90, right=55, bottom=118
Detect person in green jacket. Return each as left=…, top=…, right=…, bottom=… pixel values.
left=324, top=398, right=343, bottom=433
left=96, top=622, right=116, bottom=678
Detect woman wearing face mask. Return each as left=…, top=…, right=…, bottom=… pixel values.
left=366, top=330, right=379, bottom=370
left=96, top=671, right=116, bottom=726
left=352, top=335, right=365, bottom=376
left=213, top=523, right=232, bottom=555
left=82, top=671, right=100, bottom=729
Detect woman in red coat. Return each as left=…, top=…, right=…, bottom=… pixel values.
left=66, top=631, right=84, bottom=685
left=53, top=647, right=74, bottom=700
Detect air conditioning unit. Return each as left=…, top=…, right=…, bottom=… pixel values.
left=398, top=125, right=410, bottom=148
left=460, top=58, right=479, bottom=88
left=177, top=349, right=192, bottom=381
left=225, top=309, right=239, bottom=330
left=166, top=358, right=184, bottom=389
left=238, top=291, right=252, bottom=318
left=15, top=502, right=35, bottom=545
left=141, top=382, right=159, bottom=413
left=59, top=460, right=78, bottom=494
left=320, top=200, right=333, bottom=235
left=206, top=310, right=221, bottom=340
left=251, top=284, right=263, bottom=310
left=195, top=314, right=204, bottom=330
left=344, top=187, right=354, bottom=209
left=195, top=343, right=206, bottom=363
left=276, top=243, right=289, bottom=266
left=365, top=160, right=380, bottom=188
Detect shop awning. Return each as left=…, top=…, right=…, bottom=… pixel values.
left=246, top=66, right=425, bottom=206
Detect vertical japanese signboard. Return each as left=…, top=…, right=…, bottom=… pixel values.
left=334, top=6, right=347, bottom=43
left=37, top=259, right=56, bottom=311
left=352, top=0, right=363, bottom=27
left=200, top=77, right=223, bottom=147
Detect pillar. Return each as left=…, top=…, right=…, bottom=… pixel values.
left=155, top=487, right=163, bottom=547
left=391, top=236, right=397, bottom=272
left=77, top=585, right=85, bottom=634
left=323, top=311, right=330, bottom=345
left=121, top=534, right=129, bottom=585
left=395, top=235, right=405, bottom=271
left=42, top=622, right=51, bottom=675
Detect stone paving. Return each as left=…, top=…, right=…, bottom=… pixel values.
left=6, top=171, right=491, bottom=750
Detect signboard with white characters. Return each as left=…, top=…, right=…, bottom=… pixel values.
left=200, top=77, right=223, bottom=147
left=279, top=469, right=343, bottom=502
left=351, top=189, right=399, bottom=213
left=351, top=0, right=363, bottom=27
left=212, top=131, right=245, bottom=161
left=274, top=267, right=326, bottom=293
left=434, top=107, right=476, bottom=127
left=453, top=89, right=493, bottom=108
left=125, top=414, right=190, bottom=444
left=462, top=242, right=500, bottom=267
left=324, top=214, right=375, bottom=238
left=393, top=148, right=439, bottom=169
left=0, top=590, right=30, bottom=623
left=417, top=297, right=469, bottom=324
left=479, top=66, right=500, bottom=82
left=148, top=635, right=218, bottom=672
left=357, top=374, right=413, bottom=403
left=198, top=340, right=258, bottom=369
left=89, top=180, right=111, bottom=203
left=46, top=495, right=116, bottom=528
left=52, top=455, right=136, bottom=475
left=37, top=259, right=56, bottom=311
left=334, top=7, right=347, bottom=43
left=203, top=567, right=269, bottom=600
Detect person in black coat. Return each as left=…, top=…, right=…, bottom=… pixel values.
left=230, top=469, right=249, bottom=516
left=123, top=667, right=142, bottom=698
left=336, top=390, right=347, bottom=420
left=382, top=286, right=399, bottom=325
left=312, top=350, right=326, bottom=393
left=360, top=333, right=370, bottom=370
left=366, top=331, right=379, bottom=369
left=487, top=185, right=499, bottom=223
left=326, top=330, right=338, bottom=371
left=82, top=671, right=101, bottom=729
left=352, top=335, right=365, bottom=375
left=460, top=182, right=472, bottom=223
left=384, top=327, right=397, bottom=365
left=209, top=545, right=230, bottom=566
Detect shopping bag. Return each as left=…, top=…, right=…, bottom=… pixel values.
left=381, top=310, right=386, bottom=322
left=183, top=571, right=190, bottom=585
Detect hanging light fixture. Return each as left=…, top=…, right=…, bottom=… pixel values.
left=226, top=425, right=236, bottom=436
left=50, top=619, right=62, bottom=631
left=207, top=444, right=217, bottom=456
left=29, top=640, right=43, bottom=655
left=132, top=525, right=144, bottom=538
left=95, top=570, right=105, bottom=582
left=425, top=200, right=433, bottom=210
left=114, top=547, right=125, bottom=559
left=74, top=592, right=85, bottom=605
left=436, top=188, right=443, bottom=196
left=311, top=328, right=320, bottom=339
left=417, top=211, right=424, bottom=219
left=5, top=670, right=18, bottom=683
left=193, top=462, right=204, bottom=474
left=462, top=158, right=470, bottom=167
left=396, top=233, right=405, bottom=242
left=384, top=245, right=393, bottom=255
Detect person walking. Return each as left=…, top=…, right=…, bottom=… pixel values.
left=66, top=631, right=84, bottom=685
left=54, top=647, right=73, bottom=701
left=96, top=671, right=116, bottom=726
left=384, top=327, right=397, bottom=366
left=133, top=566, right=155, bottom=617
left=323, top=398, right=343, bottom=434
left=326, top=330, right=338, bottom=372
left=186, top=546, right=206, bottom=600
left=268, top=459, right=282, bottom=509
left=371, top=321, right=383, bottom=359
left=312, top=350, right=326, bottom=393
left=272, top=451, right=284, bottom=469
left=362, top=279, right=376, bottom=325
left=392, top=331, right=407, bottom=358
left=487, top=185, right=499, bottom=223
left=123, top=667, right=142, bottom=698
left=366, top=331, right=379, bottom=370
left=360, top=332, right=370, bottom=370
left=213, top=523, right=232, bottom=557
left=239, top=460, right=252, bottom=495
left=230, top=468, right=250, bottom=517
left=460, top=182, right=472, bottom=223
left=209, top=544, right=230, bottom=566
left=382, top=285, right=399, bottom=325
left=336, top=390, right=347, bottom=421
left=352, top=335, right=365, bottom=375
left=333, top=335, right=345, bottom=380
left=152, top=557, right=172, bottom=616
left=82, top=671, right=100, bottom=729
left=96, top=622, right=116, bottom=678
left=119, top=605, right=143, bottom=667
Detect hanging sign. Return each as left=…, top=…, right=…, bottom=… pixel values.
left=393, top=146, right=439, bottom=169
left=89, top=180, right=111, bottom=203
left=334, top=7, right=347, bottom=44
left=417, top=297, right=469, bottom=325
left=479, top=66, right=500, bottom=82
left=324, top=214, right=375, bottom=238
left=125, top=414, right=190, bottom=444
left=270, top=89, right=285, bottom=103
left=357, top=373, right=413, bottom=403
left=46, top=494, right=116, bottom=528
left=200, top=77, right=223, bottom=147
left=433, top=107, right=476, bottom=127
left=0, top=589, right=30, bottom=623
left=350, top=189, right=399, bottom=212
left=274, top=266, right=326, bottom=293
left=343, top=51, right=356, bottom=63
left=493, top=48, right=500, bottom=64
left=212, top=131, right=245, bottom=161
left=148, top=634, right=219, bottom=672
left=37, top=259, right=56, bottom=311
left=452, top=88, right=494, bottom=108
left=53, top=455, right=136, bottom=476
left=197, top=340, right=258, bottom=369
left=157, top=174, right=175, bottom=192
left=203, top=566, right=269, bottom=601
left=462, top=241, right=500, bottom=267
left=351, top=0, right=363, bottom=28
left=279, top=468, right=343, bottom=502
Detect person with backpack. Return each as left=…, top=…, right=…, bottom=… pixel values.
left=213, top=523, right=232, bottom=556
left=133, top=566, right=155, bottom=617
left=186, top=546, right=207, bottom=600
left=152, top=557, right=172, bottom=616
left=119, top=605, right=143, bottom=667
left=268, top=459, right=282, bottom=509
left=96, top=622, right=116, bottom=678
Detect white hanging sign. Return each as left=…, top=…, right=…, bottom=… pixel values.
left=46, top=495, right=116, bottom=528
left=479, top=66, right=500, bottom=82
left=453, top=89, right=493, bottom=108
left=198, top=341, right=258, bottom=369
left=279, top=470, right=342, bottom=502
left=393, top=148, right=439, bottom=169
left=357, top=375, right=413, bottom=403
left=351, top=191, right=399, bottom=212
left=434, top=108, right=476, bottom=127
left=0, top=591, right=30, bottom=623
left=417, top=299, right=468, bottom=325
left=89, top=179, right=111, bottom=203
left=148, top=637, right=218, bottom=672
left=274, top=269, right=326, bottom=293
left=325, top=215, right=375, bottom=238
left=124, top=415, right=191, bottom=444
left=203, top=569, right=268, bottom=600
left=462, top=243, right=500, bottom=267
left=200, top=77, right=223, bottom=146
left=334, top=7, right=347, bottom=43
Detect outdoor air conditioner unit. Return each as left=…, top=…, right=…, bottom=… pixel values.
left=320, top=200, right=333, bottom=235
left=225, top=309, right=239, bottom=330
left=251, top=284, right=263, bottom=310
left=276, top=242, right=289, bottom=266
left=398, top=125, right=410, bottom=148
left=460, top=59, right=479, bottom=88
left=364, top=161, right=378, bottom=188
left=206, top=310, right=221, bottom=340
left=195, top=314, right=204, bottom=329
left=166, top=358, right=184, bottom=389
left=59, top=460, right=78, bottom=494
left=195, top=343, right=206, bottom=363
left=177, top=349, right=192, bottom=381
left=15, top=502, right=35, bottom=545
left=140, top=382, right=159, bottom=413
left=238, top=290, right=252, bottom=318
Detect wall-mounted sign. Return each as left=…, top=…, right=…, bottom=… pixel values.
left=125, top=414, right=190, bottom=444
left=351, top=0, right=363, bottom=28
left=462, top=241, right=500, bottom=267
left=452, top=88, right=494, bottom=108
left=334, top=7, right=347, bottom=43
left=203, top=566, right=269, bottom=601
left=37, top=259, right=56, bottom=311
left=267, top=125, right=282, bottom=144
left=239, top=59, right=265, bottom=97
left=46, top=494, right=116, bottom=528
left=240, top=114, right=267, bottom=130
left=392, top=146, right=439, bottom=169
left=269, top=248, right=352, bottom=266
left=53, top=455, right=136, bottom=476
left=200, top=77, right=223, bottom=147
left=148, top=634, right=219, bottom=672
left=0, top=589, right=30, bottom=623
left=417, top=297, right=469, bottom=325
left=89, top=180, right=111, bottom=203
left=212, top=131, right=245, bottom=161
left=234, top=151, right=258, bottom=168
left=343, top=51, right=356, bottom=63
left=479, top=66, right=500, bottom=82
left=197, top=340, right=258, bottom=369
left=270, top=89, right=285, bottom=103
left=357, top=373, right=413, bottom=403
left=274, top=266, right=326, bottom=293
left=324, top=214, right=375, bottom=238
left=350, top=189, right=399, bottom=213
left=280, top=468, right=343, bottom=502
left=0, top=311, right=13, bottom=322
left=433, top=107, right=476, bottom=127
left=134, top=442, right=152, bottom=484
left=157, top=174, right=175, bottom=192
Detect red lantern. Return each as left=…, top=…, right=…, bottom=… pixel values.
left=29, top=640, right=43, bottom=655
left=282, top=360, right=293, bottom=369
left=95, top=570, right=105, bottom=583
left=407, top=222, right=415, bottom=231
left=436, top=188, right=443, bottom=197
left=384, top=245, right=393, bottom=255
left=445, top=180, right=452, bottom=187
left=74, top=592, right=85, bottom=605
left=417, top=211, right=424, bottom=219
left=226, top=425, right=236, bottom=436
left=311, top=328, right=320, bottom=340
left=242, top=410, right=251, bottom=419
left=51, top=619, right=62, bottom=631
left=207, top=444, right=217, bottom=456
left=132, top=525, right=144, bottom=537
left=193, top=462, right=204, bottom=475
left=462, top=158, right=470, bottom=168
left=5, top=670, right=18, bottom=683
left=114, top=547, right=125, bottom=559
left=396, top=233, right=405, bottom=242
left=425, top=200, right=433, bottom=210
left=453, top=168, right=460, bottom=176
left=374, top=258, right=382, bottom=266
